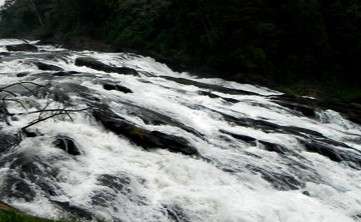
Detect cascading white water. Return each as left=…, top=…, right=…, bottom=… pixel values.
left=0, top=39, right=360, bottom=222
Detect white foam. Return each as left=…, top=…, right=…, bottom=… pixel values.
left=0, top=39, right=360, bottom=222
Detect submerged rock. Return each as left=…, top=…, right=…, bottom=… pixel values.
left=52, top=136, right=81, bottom=155
left=6, top=44, right=38, bottom=52
left=75, top=57, right=138, bottom=75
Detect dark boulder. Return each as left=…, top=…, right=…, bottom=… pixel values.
left=93, top=109, right=198, bottom=155
left=6, top=44, right=38, bottom=52
left=34, top=62, right=64, bottom=71
left=53, top=136, right=81, bottom=155
left=103, top=83, right=133, bottom=93
left=75, top=57, right=138, bottom=75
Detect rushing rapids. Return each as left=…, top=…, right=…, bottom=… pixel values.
left=0, top=39, right=361, bottom=222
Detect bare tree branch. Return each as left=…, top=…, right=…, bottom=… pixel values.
left=0, top=81, right=45, bottom=91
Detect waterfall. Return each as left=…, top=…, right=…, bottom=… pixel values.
left=0, top=39, right=360, bottom=222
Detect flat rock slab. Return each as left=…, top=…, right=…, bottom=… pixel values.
left=6, top=44, right=38, bottom=52
left=75, top=57, right=138, bottom=75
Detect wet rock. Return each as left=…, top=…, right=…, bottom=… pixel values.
left=53, top=136, right=81, bottom=155
left=259, top=141, right=287, bottom=154
left=220, top=130, right=257, bottom=144
left=220, top=130, right=287, bottom=154
left=16, top=72, right=30, bottom=77
left=271, top=94, right=361, bottom=125
left=353, top=213, right=361, bottom=220
left=198, top=91, right=219, bottom=98
left=33, top=62, right=63, bottom=71
left=97, top=174, right=131, bottom=192
left=218, top=110, right=326, bottom=138
left=162, top=76, right=258, bottom=95
left=318, top=100, right=361, bottom=125
left=93, top=109, right=198, bottom=155
left=303, top=140, right=361, bottom=167
left=6, top=44, right=38, bottom=52
left=148, top=131, right=197, bottom=155
left=95, top=174, right=147, bottom=207
left=0, top=52, right=11, bottom=56
left=103, top=83, right=133, bottom=93
left=0, top=175, right=36, bottom=202
left=302, top=191, right=310, bottom=196
left=0, top=133, right=18, bottom=152
left=91, top=190, right=116, bottom=207
left=120, top=101, right=204, bottom=138
left=75, top=57, right=138, bottom=75
left=246, top=165, right=305, bottom=190
left=22, top=128, right=42, bottom=138
left=36, top=179, right=59, bottom=196
left=52, top=71, right=80, bottom=76
left=164, top=205, right=191, bottom=222
left=198, top=91, right=239, bottom=103
left=51, top=200, right=93, bottom=220
left=5, top=154, right=62, bottom=198
left=218, top=112, right=280, bottom=133
left=271, top=96, right=316, bottom=117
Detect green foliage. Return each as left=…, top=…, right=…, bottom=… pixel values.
left=0, top=210, right=52, bottom=222
left=0, top=0, right=360, bottom=99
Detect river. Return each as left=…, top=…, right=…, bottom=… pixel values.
left=0, top=39, right=360, bottom=222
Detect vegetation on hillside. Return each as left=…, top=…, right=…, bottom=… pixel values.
left=0, top=0, right=360, bottom=99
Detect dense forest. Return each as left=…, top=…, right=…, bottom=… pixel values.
left=0, top=0, right=360, bottom=99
